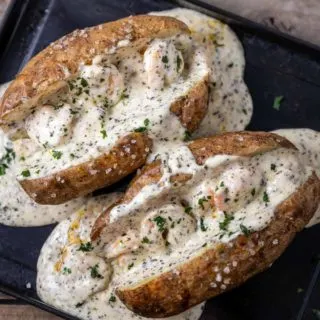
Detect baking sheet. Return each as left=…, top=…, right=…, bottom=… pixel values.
left=0, top=0, right=319, bottom=319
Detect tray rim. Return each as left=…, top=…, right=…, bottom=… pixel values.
left=0, top=0, right=319, bottom=319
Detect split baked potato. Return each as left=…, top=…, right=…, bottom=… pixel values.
left=91, top=131, right=320, bottom=318
left=0, top=15, right=209, bottom=205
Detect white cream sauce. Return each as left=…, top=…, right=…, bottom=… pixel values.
left=0, top=129, right=85, bottom=226
left=18, top=8, right=252, bottom=184
left=37, top=193, right=205, bottom=320
left=151, top=8, right=253, bottom=136
left=100, top=146, right=312, bottom=287
left=273, top=128, right=320, bottom=227
left=18, top=33, right=210, bottom=180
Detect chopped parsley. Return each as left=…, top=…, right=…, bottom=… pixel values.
left=240, top=224, right=251, bottom=237
left=100, top=129, right=107, bottom=139
left=80, top=77, right=89, bottom=87
left=68, top=80, right=75, bottom=90
left=153, top=216, right=166, bottom=232
left=120, top=91, right=129, bottom=100
left=219, top=212, right=234, bottom=231
left=78, top=242, right=94, bottom=252
left=251, top=188, right=256, bottom=197
left=109, top=294, right=117, bottom=303
left=89, top=264, right=103, bottom=279
left=0, top=148, right=15, bottom=176
left=270, top=163, right=276, bottom=171
left=263, top=191, right=270, bottom=203
left=176, top=55, right=182, bottom=71
left=75, top=302, right=84, bottom=308
left=198, top=196, right=209, bottom=210
left=134, top=118, right=150, bottom=133
left=184, top=206, right=192, bottom=215
left=141, top=237, right=151, bottom=244
left=128, top=263, right=134, bottom=270
left=220, top=181, right=225, bottom=187
left=103, top=98, right=110, bottom=108
left=200, top=217, right=208, bottom=232
left=62, top=267, right=72, bottom=275
left=51, top=150, right=63, bottom=159
left=21, top=169, right=31, bottom=177
left=161, top=55, right=169, bottom=64
left=272, top=96, right=283, bottom=111
left=183, top=131, right=192, bottom=142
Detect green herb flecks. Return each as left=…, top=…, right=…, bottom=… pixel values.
left=142, top=237, right=151, bottom=244
left=134, top=118, right=150, bottom=133
left=183, top=131, right=192, bottom=142
left=0, top=148, right=15, bottom=176
left=200, top=217, right=208, bottom=232
left=272, top=96, right=284, bottom=111
left=100, top=129, right=107, bottom=139
left=109, top=294, right=116, bottom=303
left=89, top=264, right=103, bottom=279
left=51, top=150, right=63, bottom=160
left=198, top=196, right=210, bottom=210
left=240, top=224, right=251, bottom=237
left=162, top=55, right=169, bottom=64
left=176, top=55, right=182, bottom=71
left=80, top=78, right=89, bottom=87
left=153, top=216, right=166, bottom=232
left=21, top=169, right=31, bottom=177
left=219, top=212, right=234, bottom=231
left=263, top=191, right=270, bottom=203
left=78, top=242, right=94, bottom=252
left=62, top=267, right=72, bottom=275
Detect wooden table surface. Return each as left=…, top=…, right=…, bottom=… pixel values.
left=0, top=0, right=319, bottom=319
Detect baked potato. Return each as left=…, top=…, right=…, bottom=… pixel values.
left=0, top=15, right=210, bottom=205
left=91, top=131, right=320, bottom=318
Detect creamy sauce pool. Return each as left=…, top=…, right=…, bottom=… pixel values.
left=151, top=8, right=253, bottom=137
left=37, top=193, right=205, bottom=320
left=0, top=82, right=85, bottom=227
left=273, top=129, right=320, bottom=227
left=0, top=128, right=85, bottom=226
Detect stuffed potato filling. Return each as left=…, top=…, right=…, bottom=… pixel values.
left=93, top=145, right=312, bottom=285
left=18, top=33, right=209, bottom=181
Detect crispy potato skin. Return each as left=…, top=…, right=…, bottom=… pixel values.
left=116, top=172, right=320, bottom=318
left=0, top=15, right=189, bottom=123
left=89, top=132, right=319, bottom=318
left=20, top=133, right=152, bottom=205
left=170, top=78, right=209, bottom=132
left=188, top=131, right=297, bottom=164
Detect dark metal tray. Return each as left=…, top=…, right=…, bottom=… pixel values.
left=0, top=0, right=319, bottom=319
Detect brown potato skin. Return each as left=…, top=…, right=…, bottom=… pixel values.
left=0, top=15, right=189, bottom=123
left=116, top=173, right=320, bottom=318
left=89, top=131, right=319, bottom=318
left=20, top=133, right=152, bottom=205
left=188, top=131, right=297, bottom=164
left=170, top=78, right=209, bottom=132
